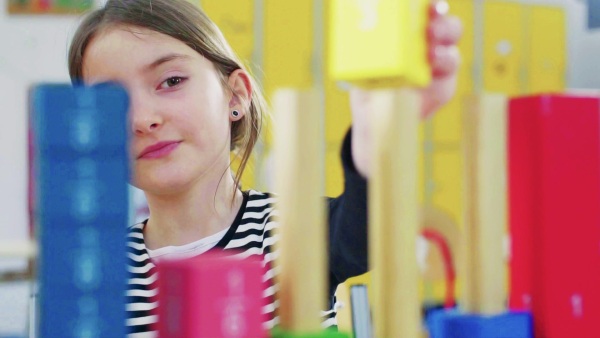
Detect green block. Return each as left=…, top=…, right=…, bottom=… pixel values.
left=270, top=327, right=351, bottom=338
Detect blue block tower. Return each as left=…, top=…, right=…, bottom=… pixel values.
left=31, top=84, right=130, bottom=338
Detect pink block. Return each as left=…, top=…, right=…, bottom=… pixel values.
left=157, top=252, right=269, bottom=338
left=508, top=94, right=600, bottom=338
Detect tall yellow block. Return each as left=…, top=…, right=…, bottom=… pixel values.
left=273, top=89, right=326, bottom=332
left=369, top=89, right=422, bottom=338
left=462, top=94, right=508, bottom=314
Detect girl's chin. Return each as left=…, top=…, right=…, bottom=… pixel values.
left=131, top=176, right=194, bottom=196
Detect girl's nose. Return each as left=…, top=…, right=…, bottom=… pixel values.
left=129, top=92, right=163, bottom=135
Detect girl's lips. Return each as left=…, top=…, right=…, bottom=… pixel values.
left=138, top=141, right=181, bottom=159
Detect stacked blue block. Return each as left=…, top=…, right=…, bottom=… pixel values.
left=31, top=84, right=130, bottom=338
left=427, top=309, right=533, bottom=338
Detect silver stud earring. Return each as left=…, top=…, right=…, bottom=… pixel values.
left=232, top=110, right=240, bottom=118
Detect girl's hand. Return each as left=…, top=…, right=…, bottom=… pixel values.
left=349, top=0, right=462, bottom=178
left=420, top=0, right=463, bottom=119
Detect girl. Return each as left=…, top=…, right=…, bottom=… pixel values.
left=68, top=0, right=461, bottom=335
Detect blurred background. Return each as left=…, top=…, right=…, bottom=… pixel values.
left=0, top=0, right=599, bottom=335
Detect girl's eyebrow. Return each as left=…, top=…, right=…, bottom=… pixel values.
left=144, top=53, right=191, bottom=71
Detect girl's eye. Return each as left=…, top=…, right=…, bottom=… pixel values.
left=159, top=76, right=186, bottom=89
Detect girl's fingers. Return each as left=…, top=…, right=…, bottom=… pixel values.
left=430, top=0, right=450, bottom=18
left=429, top=45, right=461, bottom=77
left=428, top=15, right=463, bottom=46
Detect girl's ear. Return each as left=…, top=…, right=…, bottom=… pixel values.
left=227, top=69, right=252, bottom=120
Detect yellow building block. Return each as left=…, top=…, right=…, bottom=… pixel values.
left=483, top=1, right=524, bottom=96
left=329, top=0, right=430, bottom=87
left=461, top=94, right=508, bottom=314
left=527, top=5, right=566, bottom=94
left=273, top=89, right=326, bottom=332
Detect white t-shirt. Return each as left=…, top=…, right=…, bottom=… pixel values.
left=145, top=227, right=229, bottom=262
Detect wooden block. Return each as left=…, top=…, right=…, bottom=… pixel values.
left=461, top=94, right=508, bottom=314
left=369, top=88, right=422, bottom=338
left=157, top=253, right=268, bottom=338
left=328, top=0, right=430, bottom=87
left=273, top=89, right=326, bottom=332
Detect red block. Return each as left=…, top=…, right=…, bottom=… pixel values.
left=157, top=252, right=269, bottom=338
left=508, top=95, right=600, bottom=338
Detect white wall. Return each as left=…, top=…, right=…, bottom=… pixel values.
left=0, top=3, right=84, bottom=334
left=568, top=1, right=600, bottom=88
left=0, top=4, right=82, bottom=269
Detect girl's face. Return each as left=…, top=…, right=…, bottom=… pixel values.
left=83, top=26, right=236, bottom=195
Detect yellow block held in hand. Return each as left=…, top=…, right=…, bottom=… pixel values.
left=329, top=0, right=430, bottom=87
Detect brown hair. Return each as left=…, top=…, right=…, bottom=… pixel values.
left=68, top=0, right=266, bottom=194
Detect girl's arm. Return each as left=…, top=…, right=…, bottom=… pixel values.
left=327, top=128, right=369, bottom=288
